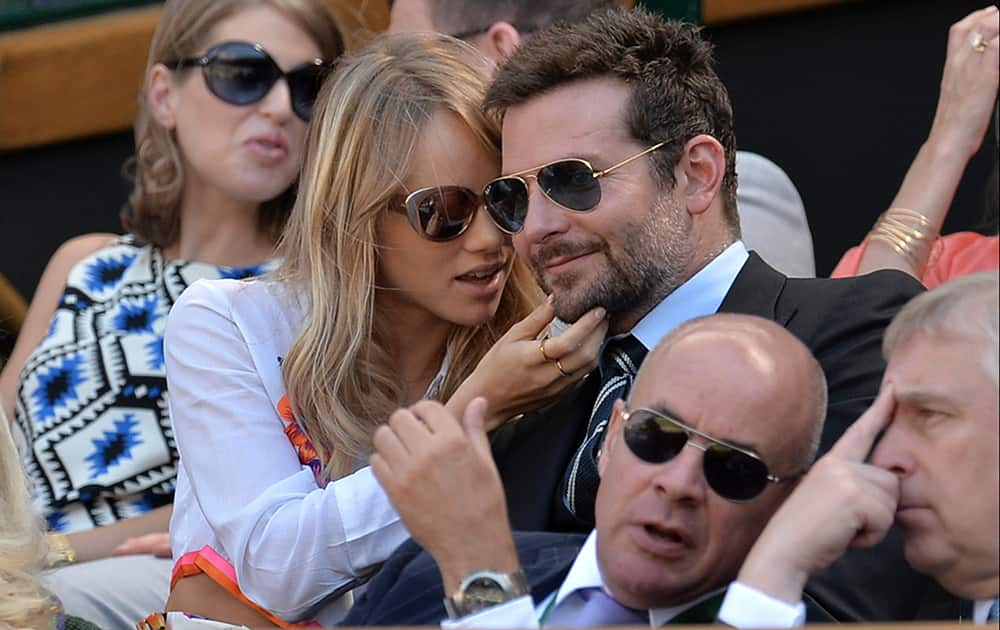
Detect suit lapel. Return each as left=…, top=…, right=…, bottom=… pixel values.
left=493, top=375, right=599, bottom=532
left=515, top=532, right=588, bottom=605
left=718, top=252, right=797, bottom=326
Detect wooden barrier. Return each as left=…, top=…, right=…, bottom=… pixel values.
left=0, top=0, right=861, bottom=152
left=0, top=0, right=388, bottom=152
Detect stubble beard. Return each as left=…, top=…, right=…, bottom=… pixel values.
left=532, top=197, right=695, bottom=326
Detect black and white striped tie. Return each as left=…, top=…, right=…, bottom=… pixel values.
left=561, top=334, right=646, bottom=524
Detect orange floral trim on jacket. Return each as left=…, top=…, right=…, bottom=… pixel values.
left=277, top=394, right=329, bottom=486
left=166, top=395, right=329, bottom=626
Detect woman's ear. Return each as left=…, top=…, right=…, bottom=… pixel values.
left=678, top=134, right=725, bottom=217
left=482, top=21, right=522, bottom=64
left=147, top=64, right=179, bottom=129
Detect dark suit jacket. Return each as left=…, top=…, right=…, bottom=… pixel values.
left=340, top=531, right=837, bottom=625
left=490, top=253, right=956, bottom=621
left=341, top=531, right=584, bottom=625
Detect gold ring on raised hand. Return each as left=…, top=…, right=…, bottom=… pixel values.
left=539, top=337, right=554, bottom=362
left=555, top=359, right=571, bottom=377
left=971, top=32, right=988, bottom=52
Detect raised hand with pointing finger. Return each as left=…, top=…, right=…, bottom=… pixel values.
left=732, top=384, right=901, bottom=606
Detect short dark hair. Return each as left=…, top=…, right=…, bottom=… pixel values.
left=485, top=7, right=739, bottom=231
left=429, top=0, right=620, bottom=38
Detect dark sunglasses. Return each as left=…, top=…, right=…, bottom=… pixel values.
left=621, top=407, right=795, bottom=502
left=398, top=186, right=508, bottom=242
left=166, top=41, right=332, bottom=122
left=482, top=141, right=666, bottom=234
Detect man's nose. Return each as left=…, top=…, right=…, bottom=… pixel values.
left=869, top=420, right=915, bottom=478
left=517, top=180, right=573, bottom=246
left=651, top=443, right=706, bottom=506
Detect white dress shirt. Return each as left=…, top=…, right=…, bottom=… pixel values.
left=442, top=530, right=724, bottom=627
left=974, top=598, right=999, bottom=624
left=629, top=241, right=748, bottom=353
left=716, top=581, right=806, bottom=628
left=719, top=582, right=1000, bottom=626
left=165, top=279, right=410, bottom=624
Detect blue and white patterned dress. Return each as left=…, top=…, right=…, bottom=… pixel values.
left=14, top=234, right=278, bottom=533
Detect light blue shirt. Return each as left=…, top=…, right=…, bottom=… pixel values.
left=629, top=240, right=749, bottom=352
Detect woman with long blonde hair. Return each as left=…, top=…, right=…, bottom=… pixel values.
left=0, top=0, right=343, bottom=625
left=0, top=403, right=102, bottom=629
left=161, top=32, right=606, bottom=626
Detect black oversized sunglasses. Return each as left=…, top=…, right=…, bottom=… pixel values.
left=397, top=186, right=509, bottom=242
left=482, top=141, right=667, bottom=234
left=166, top=41, right=333, bottom=122
left=622, top=407, right=796, bottom=502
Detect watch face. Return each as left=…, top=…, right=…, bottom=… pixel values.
left=463, top=576, right=509, bottom=609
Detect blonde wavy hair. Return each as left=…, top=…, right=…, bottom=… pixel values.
left=0, top=405, right=52, bottom=628
left=277, top=33, right=541, bottom=480
left=122, top=0, right=345, bottom=248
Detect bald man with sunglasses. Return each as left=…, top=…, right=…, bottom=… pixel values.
left=341, top=314, right=835, bottom=625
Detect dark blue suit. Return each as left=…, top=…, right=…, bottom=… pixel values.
left=341, top=532, right=584, bottom=625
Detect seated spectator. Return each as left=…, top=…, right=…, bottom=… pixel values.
left=388, top=0, right=817, bottom=278
left=0, top=0, right=344, bottom=626
left=343, top=313, right=833, bottom=625
left=475, top=6, right=936, bottom=620
left=833, top=6, right=999, bottom=287
left=0, top=404, right=101, bottom=629
left=720, top=270, right=999, bottom=626
left=161, top=32, right=606, bottom=626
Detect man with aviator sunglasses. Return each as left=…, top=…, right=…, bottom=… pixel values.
left=478, top=6, right=952, bottom=622
left=388, top=0, right=816, bottom=278
left=344, top=314, right=833, bottom=625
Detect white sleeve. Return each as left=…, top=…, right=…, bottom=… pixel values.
left=165, top=281, right=408, bottom=620
left=440, top=596, right=539, bottom=629
left=717, top=581, right=806, bottom=628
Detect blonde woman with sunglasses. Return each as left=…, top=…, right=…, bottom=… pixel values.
left=160, top=32, right=606, bottom=627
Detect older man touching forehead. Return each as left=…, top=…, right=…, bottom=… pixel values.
left=342, top=314, right=833, bottom=625
left=720, top=271, right=1000, bottom=626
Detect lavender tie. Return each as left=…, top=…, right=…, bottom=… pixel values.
left=562, top=587, right=647, bottom=626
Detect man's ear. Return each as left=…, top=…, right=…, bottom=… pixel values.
left=147, top=63, right=179, bottom=130
left=677, top=134, right=725, bottom=217
left=598, top=399, right=628, bottom=478
left=481, top=21, right=521, bottom=64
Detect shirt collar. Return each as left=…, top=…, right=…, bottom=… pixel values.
left=974, top=597, right=999, bottom=624
left=630, top=241, right=748, bottom=351
left=554, top=529, right=726, bottom=626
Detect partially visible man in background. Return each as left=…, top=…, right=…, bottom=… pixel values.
left=720, top=270, right=1000, bottom=626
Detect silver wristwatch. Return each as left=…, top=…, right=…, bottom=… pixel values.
left=444, top=569, right=530, bottom=618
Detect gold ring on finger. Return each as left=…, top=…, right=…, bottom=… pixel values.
left=555, top=359, right=571, bottom=377
left=539, top=337, right=554, bottom=362
left=971, top=32, right=987, bottom=52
